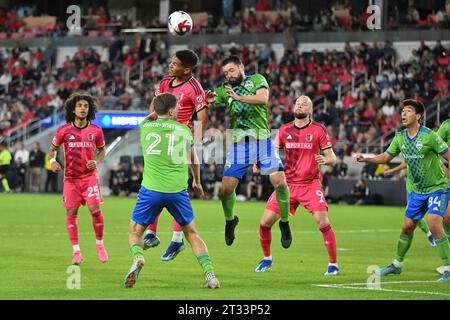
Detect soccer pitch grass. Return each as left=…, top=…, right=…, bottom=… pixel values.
left=1, top=193, right=450, bottom=300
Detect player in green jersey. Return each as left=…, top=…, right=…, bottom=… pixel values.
left=0, top=142, right=11, bottom=193
left=123, top=93, right=219, bottom=289
left=354, top=99, right=450, bottom=282
left=205, top=55, right=291, bottom=248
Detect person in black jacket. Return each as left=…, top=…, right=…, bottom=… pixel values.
left=29, top=142, right=45, bottom=192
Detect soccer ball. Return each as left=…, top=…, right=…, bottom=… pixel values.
left=167, top=11, right=193, bottom=37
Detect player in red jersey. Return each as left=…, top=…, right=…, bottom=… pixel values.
left=255, top=95, right=339, bottom=275
left=142, top=50, right=209, bottom=261
left=48, top=92, right=108, bottom=265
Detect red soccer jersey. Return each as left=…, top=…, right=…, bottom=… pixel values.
left=275, top=120, right=333, bottom=185
left=156, top=76, right=206, bottom=128
left=52, top=123, right=105, bottom=181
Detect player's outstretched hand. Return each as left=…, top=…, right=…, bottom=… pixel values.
left=51, top=161, right=62, bottom=173
left=352, top=153, right=365, bottom=163
left=383, top=168, right=397, bottom=176
left=205, top=90, right=217, bottom=105
left=192, top=180, right=205, bottom=198
left=314, top=154, right=327, bottom=165
left=86, top=160, right=97, bottom=170
left=225, top=86, right=239, bottom=101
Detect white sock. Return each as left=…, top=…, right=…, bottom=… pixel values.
left=427, top=231, right=433, bottom=237
left=96, top=239, right=103, bottom=245
left=264, top=256, right=272, bottom=261
left=172, top=231, right=183, bottom=243
left=145, top=230, right=155, bottom=236
left=72, top=245, right=80, bottom=253
left=328, top=262, right=338, bottom=267
left=393, top=260, right=403, bottom=268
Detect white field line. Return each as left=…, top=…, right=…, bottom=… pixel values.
left=312, top=280, right=450, bottom=297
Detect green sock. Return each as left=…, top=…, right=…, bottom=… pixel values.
left=418, top=218, right=430, bottom=234
left=1, top=178, right=9, bottom=192
left=221, top=192, right=236, bottom=221
left=276, top=186, right=290, bottom=222
left=130, top=244, right=144, bottom=260
left=197, top=253, right=215, bottom=276
left=395, top=233, right=413, bottom=263
left=436, top=236, right=450, bottom=266
left=444, top=226, right=450, bottom=240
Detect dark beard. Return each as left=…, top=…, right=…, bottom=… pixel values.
left=228, top=74, right=243, bottom=87
left=294, top=112, right=309, bottom=119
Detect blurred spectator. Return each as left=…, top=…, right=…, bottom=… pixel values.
left=110, top=163, right=128, bottom=196
left=28, top=142, right=45, bottom=192
left=246, top=170, right=263, bottom=200
left=333, top=156, right=348, bottom=178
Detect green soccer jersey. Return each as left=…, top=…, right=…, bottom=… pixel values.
left=386, top=126, right=449, bottom=194
left=438, top=119, right=450, bottom=144
left=139, top=118, right=193, bottom=193
left=214, top=73, right=270, bottom=143
left=0, top=149, right=11, bottom=166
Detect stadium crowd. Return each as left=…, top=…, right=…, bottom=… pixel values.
left=0, top=1, right=448, bottom=39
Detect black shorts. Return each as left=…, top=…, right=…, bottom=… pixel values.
left=0, top=165, right=9, bottom=175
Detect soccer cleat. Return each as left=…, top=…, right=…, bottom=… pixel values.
left=161, top=241, right=185, bottom=261
left=374, top=263, right=402, bottom=276
left=427, top=234, right=436, bottom=247
left=255, top=259, right=273, bottom=272
left=72, top=251, right=84, bottom=265
left=436, top=266, right=447, bottom=275
left=204, top=272, right=220, bottom=289
left=438, top=271, right=450, bottom=283
left=143, top=232, right=161, bottom=250
left=96, top=244, right=109, bottom=263
left=225, top=216, right=239, bottom=246
left=324, top=264, right=340, bottom=276
left=279, top=220, right=292, bottom=249
left=124, top=256, right=145, bottom=288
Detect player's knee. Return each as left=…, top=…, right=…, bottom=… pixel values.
left=221, top=186, right=234, bottom=197
left=66, top=209, right=78, bottom=215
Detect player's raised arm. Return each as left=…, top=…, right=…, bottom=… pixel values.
left=353, top=152, right=394, bottom=165
left=225, top=86, right=269, bottom=105
left=384, top=161, right=407, bottom=176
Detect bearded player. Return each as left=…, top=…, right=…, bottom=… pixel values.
left=48, top=92, right=108, bottom=265
left=256, top=95, right=339, bottom=276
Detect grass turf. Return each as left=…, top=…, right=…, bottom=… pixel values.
left=0, top=193, right=449, bottom=300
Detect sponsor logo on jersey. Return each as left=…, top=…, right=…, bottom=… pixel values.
left=69, top=135, right=76, bottom=140
left=68, top=142, right=94, bottom=148
left=286, top=142, right=313, bottom=149
left=286, top=134, right=293, bottom=140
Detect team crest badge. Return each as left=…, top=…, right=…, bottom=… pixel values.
left=88, top=133, right=94, bottom=141
left=197, top=95, right=203, bottom=102
left=244, top=80, right=254, bottom=91
left=416, top=139, right=423, bottom=151
left=306, top=133, right=313, bottom=142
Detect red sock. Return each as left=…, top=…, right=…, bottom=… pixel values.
left=173, top=219, right=182, bottom=232
left=259, top=225, right=272, bottom=258
left=147, top=213, right=161, bottom=233
left=90, top=210, right=104, bottom=241
left=320, top=224, right=337, bottom=263
left=66, top=214, right=79, bottom=246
